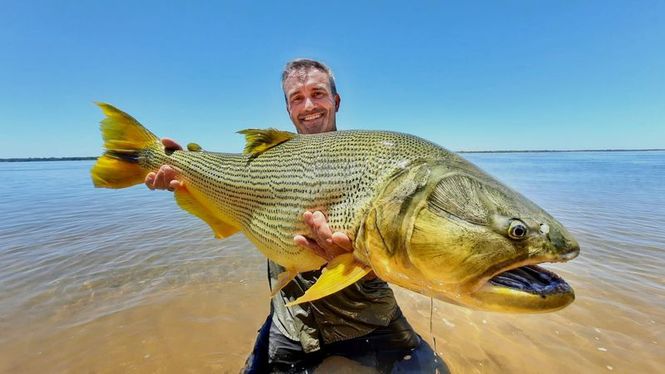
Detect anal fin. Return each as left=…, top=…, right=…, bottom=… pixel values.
left=285, top=253, right=371, bottom=307
left=174, top=186, right=239, bottom=239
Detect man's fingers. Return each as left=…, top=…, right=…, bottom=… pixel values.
left=168, top=179, right=183, bottom=191
left=294, top=235, right=329, bottom=260
left=303, top=211, right=315, bottom=227
left=331, top=232, right=353, bottom=251
left=303, top=211, right=327, bottom=244
left=154, top=167, right=169, bottom=189
left=310, top=211, right=334, bottom=245
left=294, top=235, right=309, bottom=247
left=302, top=210, right=353, bottom=250
left=298, top=210, right=353, bottom=261
left=145, top=172, right=156, bottom=190
left=149, top=165, right=177, bottom=190
left=145, top=165, right=182, bottom=192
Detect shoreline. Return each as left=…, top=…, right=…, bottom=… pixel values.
left=0, top=157, right=97, bottom=162
left=458, top=148, right=665, bottom=154
left=2, top=149, right=663, bottom=162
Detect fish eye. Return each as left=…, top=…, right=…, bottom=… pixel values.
left=508, top=220, right=528, bottom=240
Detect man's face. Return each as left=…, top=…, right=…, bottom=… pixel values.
left=283, top=69, right=340, bottom=134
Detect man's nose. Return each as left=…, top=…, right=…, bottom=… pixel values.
left=304, top=97, right=315, bottom=110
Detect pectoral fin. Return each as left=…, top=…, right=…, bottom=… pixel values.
left=174, top=187, right=239, bottom=239
left=285, top=253, right=371, bottom=307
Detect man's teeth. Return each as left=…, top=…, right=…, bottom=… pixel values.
left=303, top=113, right=323, bottom=121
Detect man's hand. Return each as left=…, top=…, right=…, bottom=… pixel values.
left=144, top=138, right=185, bottom=191
left=294, top=211, right=353, bottom=261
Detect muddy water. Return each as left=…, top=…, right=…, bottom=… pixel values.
left=1, top=152, right=663, bottom=373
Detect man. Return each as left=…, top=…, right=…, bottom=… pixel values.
left=146, top=59, right=446, bottom=373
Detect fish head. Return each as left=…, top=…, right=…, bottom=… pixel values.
left=358, top=159, right=580, bottom=313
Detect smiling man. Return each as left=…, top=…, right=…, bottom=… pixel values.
left=283, top=65, right=340, bottom=134
left=146, top=59, right=446, bottom=373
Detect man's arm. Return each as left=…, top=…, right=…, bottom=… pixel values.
left=145, top=139, right=353, bottom=259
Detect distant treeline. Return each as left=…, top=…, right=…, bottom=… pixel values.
left=0, top=157, right=97, bottom=162
left=457, top=148, right=664, bottom=154
left=1, top=149, right=664, bottom=162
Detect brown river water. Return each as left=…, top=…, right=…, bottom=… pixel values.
left=1, top=152, right=664, bottom=373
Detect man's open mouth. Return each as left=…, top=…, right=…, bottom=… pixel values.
left=300, top=112, right=324, bottom=122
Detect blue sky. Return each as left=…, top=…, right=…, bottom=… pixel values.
left=1, top=1, right=663, bottom=157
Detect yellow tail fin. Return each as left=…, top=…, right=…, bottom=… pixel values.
left=91, top=103, right=161, bottom=188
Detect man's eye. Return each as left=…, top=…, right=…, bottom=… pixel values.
left=312, top=91, right=324, bottom=98
left=291, top=97, right=303, bottom=104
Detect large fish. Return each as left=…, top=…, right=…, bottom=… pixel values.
left=91, top=103, right=580, bottom=313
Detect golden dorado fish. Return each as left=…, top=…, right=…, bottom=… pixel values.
left=91, top=103, right=580, bottom=313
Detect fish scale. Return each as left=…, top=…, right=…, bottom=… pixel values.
left=139, top=130, right=451, bottom=270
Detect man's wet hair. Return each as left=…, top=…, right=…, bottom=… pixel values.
left=281, top=58, right=338, bottom=100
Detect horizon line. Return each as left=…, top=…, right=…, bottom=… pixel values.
left=1, top=148, right=664, bottom=162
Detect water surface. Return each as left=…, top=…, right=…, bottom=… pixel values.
left=1, top=152, right=664, bottom=373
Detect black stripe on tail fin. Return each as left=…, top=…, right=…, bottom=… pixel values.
left=105, top=149, right=140, bottom=163
left=91, top=103, right=162, bottom=189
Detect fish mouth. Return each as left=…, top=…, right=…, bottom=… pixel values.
left=469, top=249, right=579, bottom=312
left=487, top=264, right=571, bottom=296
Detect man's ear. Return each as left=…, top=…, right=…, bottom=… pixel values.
left=334, top=94, right=341, bottom=112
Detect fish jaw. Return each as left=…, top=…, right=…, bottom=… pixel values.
left=468, top=262, right=577, bottom=313
left=450, top=242, right=580, bottom=313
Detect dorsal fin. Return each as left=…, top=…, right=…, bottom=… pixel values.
left=187, top=142, right=203, bottom=152
left=238, top=128, right=296, bottom=157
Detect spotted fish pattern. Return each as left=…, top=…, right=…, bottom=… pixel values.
left=140, top=130, right=459, bottom=272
